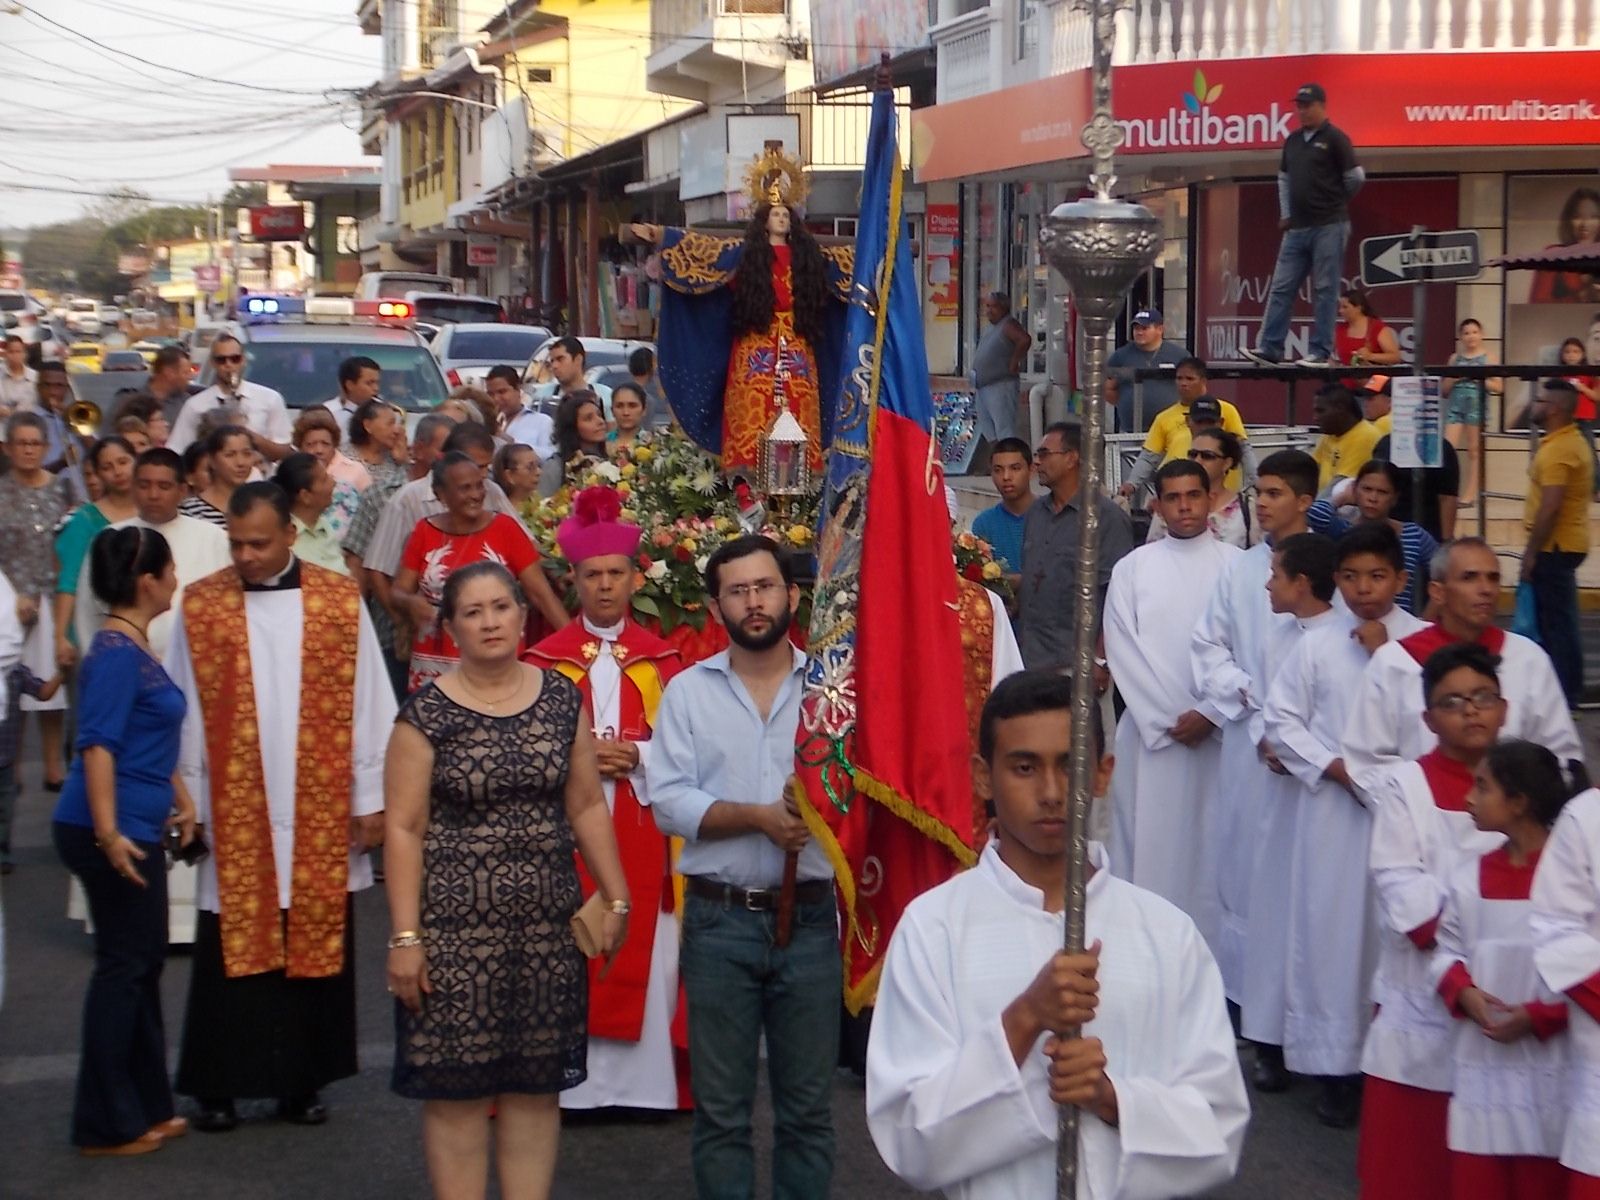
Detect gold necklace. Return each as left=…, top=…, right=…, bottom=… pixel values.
left=456, top=668, right=525, bottom=710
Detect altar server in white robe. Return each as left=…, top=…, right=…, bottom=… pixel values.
left=1532, top=785, right=1600, bottom=1194
left=1432, top=740, right=1577, bottom=1200
left=1263, top=525, right=1424, bottom=1125
left=1235, top=533, right=1340, bottom=1091
left=164, top=483, right=396, bottom=1131
left=866, top=670, right=1249, bottom=1200
left=65, top=448, right=231, bottom=943
left=1359, top=643, right=1509, bottom=1200
left=1105, top=459, right=1240, bottom=953
left=1191, top=449, right=1319, bottom=1006
left=1343, top=537, right=1581, bottom=800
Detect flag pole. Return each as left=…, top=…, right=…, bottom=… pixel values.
left=1038, top=3, right=1160, bottom=1194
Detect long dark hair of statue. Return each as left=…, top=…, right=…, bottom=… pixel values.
left=730, top=203, right=829, bottom=352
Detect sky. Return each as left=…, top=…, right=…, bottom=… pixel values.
left=0, top=0, right=383, bottom=230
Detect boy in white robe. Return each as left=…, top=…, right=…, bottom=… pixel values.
left=1263, top=524, right=1425, bottom=1126
left=866, top=670, right=1249, bottom=1200
left=1532, top=786, right=1600, bottom=1193
left=1342, top=537, right=1581, bottom=799
left=1105, top=460, right=1241, bottom=953
left=1191, top=449, right=1319, bottom=1010
left=1235, top=532, right=1340, bottom=1093
left=1359, top=643, right=1509, bottom=1200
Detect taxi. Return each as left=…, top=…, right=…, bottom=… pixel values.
left=65, top=342, right=104, bottom=374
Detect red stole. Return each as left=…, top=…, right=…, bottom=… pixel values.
left=527, top=618, right=680, bottom=1041
left=1418, top=750, right=1475, bottom=813
left=1400, top=623, right=1507, bottom=667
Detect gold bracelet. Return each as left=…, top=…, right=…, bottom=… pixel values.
left=608, top=899, right=632, bottom=916
left=387, top=931, right=423, bottom=949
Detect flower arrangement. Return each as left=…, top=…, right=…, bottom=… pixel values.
left=524, top=431, right=1011, bottom=631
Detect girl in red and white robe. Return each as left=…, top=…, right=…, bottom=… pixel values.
left=1432, top=740, right=1579, bottom=1200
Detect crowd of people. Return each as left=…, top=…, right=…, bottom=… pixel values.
left=1, top=304, right=1600, bottom=1200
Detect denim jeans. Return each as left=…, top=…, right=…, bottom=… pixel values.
left=1531, top=549, right=1587, bottom=709
left=680, top=891, right=841, bottom=1200
left=0, top=762, right=17, bottom=859
left=1257, top=220, right=1350, bottom=360
left=53, top=820, right=175, bottom=1147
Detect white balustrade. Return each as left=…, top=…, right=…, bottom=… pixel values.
left=1530, top=0, right=1547, bottom=44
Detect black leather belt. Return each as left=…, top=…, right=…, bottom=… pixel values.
left=685, top=875, right=833, bottom=911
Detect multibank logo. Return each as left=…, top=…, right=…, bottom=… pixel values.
left=1120, top=70, right=1295, bottom=151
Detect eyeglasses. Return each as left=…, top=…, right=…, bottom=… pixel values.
left=720, top=580, right=784, bottom=603
left=213, top=354, right=244, bottom=365
left=8, top=438, right=45, bottom=449
left=1033, top=448, right=1071, bottom=459
left=1187, top=449, right=1225, bottom=462
left=1430, top=688, right=1502, bottom=714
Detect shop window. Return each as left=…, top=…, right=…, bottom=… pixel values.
left=526, top=66, right=554, bottom=83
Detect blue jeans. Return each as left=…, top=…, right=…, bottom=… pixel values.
left=1258, top=221, right=1350, bottom=360
left=680, top=891, right=841, bottom=1200
left=1531, top=550, right=1587, bottom=709
left=0, top=762, right=17, bottom=858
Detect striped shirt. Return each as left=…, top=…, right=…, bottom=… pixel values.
left=1306, top=501, right=1438, bottom=616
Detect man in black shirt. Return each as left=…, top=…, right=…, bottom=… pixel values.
left=1243, top=83, right=1364, bottom=370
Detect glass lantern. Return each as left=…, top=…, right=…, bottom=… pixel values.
left=759, top=407, right=812, bottom=499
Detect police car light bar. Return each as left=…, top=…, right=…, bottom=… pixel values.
left=240, top=295, right=306, bottom=323
left=238, top=295, right=414, bottom=327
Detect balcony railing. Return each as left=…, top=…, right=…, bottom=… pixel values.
left=1044, top=0, right=1597, bottom=72
left=652, top=0, right=788, bottom=47
left=935, top=9, right=1000, bottom=102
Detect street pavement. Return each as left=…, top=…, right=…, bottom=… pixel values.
left=31, top=709, right=1595, bottom=1198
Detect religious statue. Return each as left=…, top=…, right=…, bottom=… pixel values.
left=631, top=147, right=853, bottom=479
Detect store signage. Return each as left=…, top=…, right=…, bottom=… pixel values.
left=467, top=238, right=500, bottom=267
left=1390, top=376, right=1444, bottom=469
left=194, top=264, right=222, bottom=293
left=1361, top=230, right=1482, bottom=288
left=248, top=205, right=306, bottom=241
left=912, top=50, right=1600, bottom=182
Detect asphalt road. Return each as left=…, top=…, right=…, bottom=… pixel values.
left=26, top=699, right=1570, bottom=1199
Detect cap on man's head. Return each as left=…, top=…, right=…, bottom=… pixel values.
left=1543, top=378, right=1579, bottom=394
left=1189, top=396, right=1223, bottom=422
left=1132, top=308, right=1163, bottom=327
left=1295, top=83, right=1326, bottom=105
left=1362, top=374, right=1393, bottom=396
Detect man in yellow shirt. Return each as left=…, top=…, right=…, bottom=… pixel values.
left=1522, top=379, right=1594, bottom=709
left=1118, top=357, right=1258, bottom=499
left=1309, top=384, right=1381, bottom=495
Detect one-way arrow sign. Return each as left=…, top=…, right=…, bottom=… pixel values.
left=1361, top=229, right=1482, bottom=288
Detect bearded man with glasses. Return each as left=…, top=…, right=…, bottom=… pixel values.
left=168, top=334, right=292, bottom=462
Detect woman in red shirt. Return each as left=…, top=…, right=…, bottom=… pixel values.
left=1336, top=288, right=1403, bottom=369
left=391, top=452, right=566, bottom=691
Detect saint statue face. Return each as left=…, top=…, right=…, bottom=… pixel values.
left=766, top=204, right=792, bottom=242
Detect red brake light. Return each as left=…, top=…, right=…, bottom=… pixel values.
left=377, top=301, right=411, bottom=319
left=446, top=368, right=461, bottom=387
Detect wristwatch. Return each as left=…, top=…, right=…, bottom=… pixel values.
left=608, top=899, right=632, bottom=916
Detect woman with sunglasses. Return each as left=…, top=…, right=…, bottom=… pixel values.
left=1145, top=428, right=1254, bottom=548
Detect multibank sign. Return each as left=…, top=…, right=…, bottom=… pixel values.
left=911, top=50, right=1600, bottom=182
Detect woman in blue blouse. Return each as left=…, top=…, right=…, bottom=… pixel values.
left=52, top=526, right=196, bottom=1157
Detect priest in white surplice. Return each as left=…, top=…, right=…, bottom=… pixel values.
left=867, top=670, right=1249, bottom=1200
left=65, top=448, right=232, bottom=945
left=1191, top=449, right=1318, bottom=1007
left=1342, top=537, right=1581, bottom=798
left=1263, top=525, right=1424, bottom=1127
left=1105, top=460, right=1240, bottom=952
left=165, top=482, right=397, bottom=1132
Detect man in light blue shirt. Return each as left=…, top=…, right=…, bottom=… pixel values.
left=649, top=534, right=838, bottom=1198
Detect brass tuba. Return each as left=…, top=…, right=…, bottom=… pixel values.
left=66, top=399, right=102, bottom=439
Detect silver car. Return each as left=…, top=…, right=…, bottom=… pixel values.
left=431, top=323, right=552, bottom=390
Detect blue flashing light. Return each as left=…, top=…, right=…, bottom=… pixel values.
left=240, top=295, right=307, bottom=324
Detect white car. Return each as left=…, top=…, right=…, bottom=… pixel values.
left=431, top=322, right=551, bottom=390
left=66, top=299, right=102, bottom=337
left=98, top=304, right=123, bottom=332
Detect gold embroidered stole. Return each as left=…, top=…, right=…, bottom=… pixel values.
left=184, top=564, right=360, bottom=978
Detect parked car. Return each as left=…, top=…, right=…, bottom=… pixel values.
left=404, top=291, right=505, bottom=330
left=430, top=322, right=552, bottom=389
left=520, top=336, right=653, bottom=387
left=355, top=271, right=453, bottom=300
left=0, top=290, right=55, bottom=361
left=97, top=304, right=123, bottom=332
left=66, top=299, right=102, bottom=337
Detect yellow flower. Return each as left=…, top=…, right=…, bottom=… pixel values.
left=620, top=464, right=638, bottom=480
left=714, top=516, right=736, bottom=534
left=681, top=538, right=697, bottom=554
left=620, top=507, right=638, bottom=521
left=618, top=482, right=633, bottom=497
left=787, top=524, right=813, bottom=547
left=982, top=560, right=1003, bottom=580
left=632, top=446, right=654, bottom=464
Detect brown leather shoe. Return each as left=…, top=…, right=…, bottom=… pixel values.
left=79, top=1132, right=164, bottom=1157
left=148, top=1116, right=189, bottom=1140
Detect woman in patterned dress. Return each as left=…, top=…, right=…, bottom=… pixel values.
left=0, top=411, right=76, bottom=787
left=385, top=561, right=629, bottom=1200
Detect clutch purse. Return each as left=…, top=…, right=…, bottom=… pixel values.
left=571, top=891, right=608, bottom=959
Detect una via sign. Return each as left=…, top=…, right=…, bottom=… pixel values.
left=1360, top=229, right=1482, bottom=288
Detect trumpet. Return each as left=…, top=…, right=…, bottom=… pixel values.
left=66, top=399, right=102, bottom=439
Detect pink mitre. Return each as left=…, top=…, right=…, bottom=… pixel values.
left=557, top=486, right=642, bottom=563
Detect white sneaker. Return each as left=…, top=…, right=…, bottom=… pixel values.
left=1240, top=347, right=1279, bottom=366
left=1296, top=355, right=1336, bottom=367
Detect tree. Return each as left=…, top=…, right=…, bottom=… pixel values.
left=23, top=218, right=120, bottom=297
left=83, top=188, right=152, bottom=230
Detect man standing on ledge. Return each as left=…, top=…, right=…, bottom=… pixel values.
left=1243, top=83, right=1364, bottom=369
left=973, top=292, right=1031, bottom=447
left=165, top=482, right=398, bottom=1132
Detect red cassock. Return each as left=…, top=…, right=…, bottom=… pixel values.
left=525, top=620, right=690, bottom=1099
